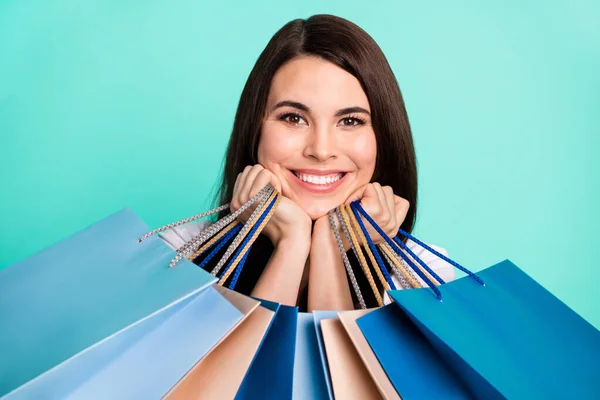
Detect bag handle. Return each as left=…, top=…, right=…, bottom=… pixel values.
left=352, top=201, right=485, bottom=301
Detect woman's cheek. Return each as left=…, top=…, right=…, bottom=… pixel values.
left=258, top=126, right=304, bottom=166
left=345, top=133, right=377, bottom=173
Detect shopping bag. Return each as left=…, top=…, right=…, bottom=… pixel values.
left=235, top=301, right=298, bottom=400
left=5, top=285, right=246, bottom=400
left=320, top=316, right=383, bottom=400
left=164, top=294, right=276, bottom=399
left=292, top=313, right=329, bottom=400
left=0, top=207, right=217, bottom=397
left=388, top=259, right=600, bottom=399
left=357, top=304, right=473, bottom=399
left=312, top=310, right=339, bottom=400
left=337, top=309, right=401, bottom=400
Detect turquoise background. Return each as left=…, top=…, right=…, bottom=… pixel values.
left=1, top=1, right=598, bottom=327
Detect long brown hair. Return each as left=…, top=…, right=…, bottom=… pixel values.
left=207, top=14, right=419, bottom=306
left=216, top=14, right=418, bottom=234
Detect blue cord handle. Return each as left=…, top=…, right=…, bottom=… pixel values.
left=198, top=223, right=243, bottom=270
left=224, top=194, right=278, bottom=288
left=229, top=247, right=251, bottom=290
left=349, top=202, right=397, bottom=290
left=352, top=201, right=443, bottom=300
left=396, top=228, right=485, bottom=286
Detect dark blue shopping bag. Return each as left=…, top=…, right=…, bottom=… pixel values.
left=357, top=304, right=475, bottom=399
left=0, top=207, right=241, bottom=398
left=235, top=301, right=298, bottom=400
left=350, top=201, right=600, bottom=399
left=387, top=259, right=600, bottom=399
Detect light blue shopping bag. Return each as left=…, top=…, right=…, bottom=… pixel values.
left=312, top=310, right=340, bottom=400
left=0, top=207, right=230, bottom=398
left=292, top=312, right=330, bottom=400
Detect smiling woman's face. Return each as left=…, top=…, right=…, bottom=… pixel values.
left=257, top=55, right=377, bottom=220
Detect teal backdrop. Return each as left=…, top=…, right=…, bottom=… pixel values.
left=1, top=1, right=598, bottom=327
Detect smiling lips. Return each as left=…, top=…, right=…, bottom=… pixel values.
left=291, top=169, right=348, bottom=193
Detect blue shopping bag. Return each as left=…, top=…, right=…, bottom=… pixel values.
left=0, top=207, right=221, bottom=397
left=357, top=304, right=474, bottom=399
left=7, top=285, right=244, bottom=399
left=292, top=313, right=330, bottom=400
left=388, top=259, right=600, bottom=399
left=235, top=301, right=298, bottom=400
left=312, top=310, right=340, bottom=400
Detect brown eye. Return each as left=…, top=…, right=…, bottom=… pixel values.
left=341, top=117, right=365, bottom=126
left=278, top=112, right=306, bottom=126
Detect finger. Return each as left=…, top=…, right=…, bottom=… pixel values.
left=394, top=196, right=410, bottom=230
left=263, top=167, right=282, bottom=193
left=383, top=185, right=396, bottom=229
left=360, top=184, right=382, bottom=216
left=249, top=169, right=274, bottom=199
left=373, top=183, right=389, bottom=217
left=370, top=183, right=389, bottom=224
left=231, top=166, right=252, bottom=210
left=240, top=165, right=264, bottom=203
left=232, top=172, right=243, bottom=199
left=345, top=184, right=368, bottom=204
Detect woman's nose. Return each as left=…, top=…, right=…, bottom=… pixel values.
left=303, top=123, right=338, bottom=161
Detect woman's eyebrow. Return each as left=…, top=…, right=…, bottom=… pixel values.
left=271, top=100, right=370, bottom=116
left=334, top=106, right=370, bottom=117
left=271, top=100, right=310, bottom=113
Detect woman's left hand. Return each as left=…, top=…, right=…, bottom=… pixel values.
left=343, top=182, right=410, bottom=245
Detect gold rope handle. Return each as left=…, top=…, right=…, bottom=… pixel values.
left=378, top=243, right=421, bottom=288
left=399, top=245, right=441, bottom=286
left=346, top=206, right=391, bottom=292
left=188, top=220, right=239, bottom=261
left=339, top=205, right=383, bottom=306
left=218, top=192, right=280, bottom=285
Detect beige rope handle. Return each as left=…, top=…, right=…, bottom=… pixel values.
left=339, top=205, right=383, bottom=307
left=378, top=242, right=421, bottom=288
left=188, top=220, right=239, bottom=261
left=210, top=187, right=276, bottom=276
left=346, top=206, right=391, bottom=292
left=398, top=245, right=442, bottom=286
left=218, top=192, right=281, bottom=285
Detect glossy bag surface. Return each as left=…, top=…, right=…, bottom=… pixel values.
left=0, top=207, right=217, bottom=397
left=388, top=259, right=600, bottom=399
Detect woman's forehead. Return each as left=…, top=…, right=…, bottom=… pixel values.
left=267, top=56, right=370, bottom=113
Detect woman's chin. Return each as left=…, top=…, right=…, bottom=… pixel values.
left=301, top=203, right=341, bottom=221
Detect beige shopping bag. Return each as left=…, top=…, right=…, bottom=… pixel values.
left=321, top=316, right=383, bottom=400
left=337, top=309, right=402, bottom=400
left=163, top=286, right=274, bottom=400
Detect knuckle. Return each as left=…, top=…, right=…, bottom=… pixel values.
left=373, top=204, right=383, bottom=216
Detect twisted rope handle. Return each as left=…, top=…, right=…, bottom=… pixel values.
left=218, top=193, right=281, bottom=286
left=396, top=228, right=486, bottom=287
left=352, top=201, right=485, bottom=301
left=329, top=210, right=367, bottom=309
left=139, top=184, right=277, bottom=269
left=349, top=202, right=397, bottom=291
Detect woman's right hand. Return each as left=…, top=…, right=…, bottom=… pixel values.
left=230, top=165, right=312, bottom=247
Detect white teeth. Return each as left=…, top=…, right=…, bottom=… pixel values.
left=294, top=172, right=344, bottom=185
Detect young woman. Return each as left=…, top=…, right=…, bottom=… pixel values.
left=160, top=14, right=455, bottom=311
